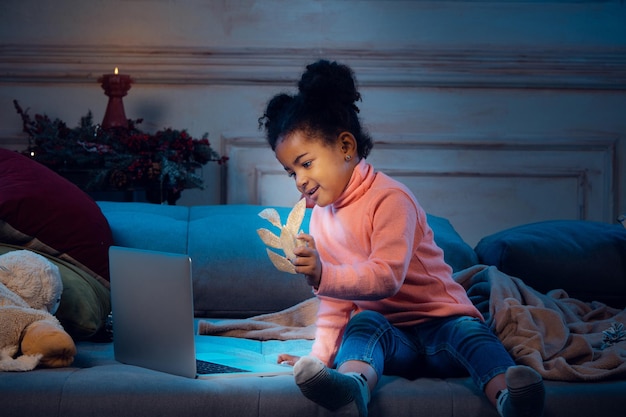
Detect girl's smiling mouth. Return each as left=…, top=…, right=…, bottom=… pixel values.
left=306, top=186, right=319, bottom=198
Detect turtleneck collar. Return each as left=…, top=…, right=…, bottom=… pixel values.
left=331, top=159, right=376, bottom=210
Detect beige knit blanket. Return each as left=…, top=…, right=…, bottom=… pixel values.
left=199, top=265, right=626, bottom=381
left=198, top=297, right=319, bottom=341
left=455, top=265, right=626, bottom=381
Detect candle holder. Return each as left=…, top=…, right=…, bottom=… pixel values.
left=98, top=68, right=133, bottom=129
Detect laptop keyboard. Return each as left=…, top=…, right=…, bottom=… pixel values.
left=196, top=359, right=250, bottom=375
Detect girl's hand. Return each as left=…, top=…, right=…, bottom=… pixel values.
left=293, top=233, right=322, bottom=289
left=277, top=353, right=300, bottom=366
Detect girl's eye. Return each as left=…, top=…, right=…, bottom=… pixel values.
left=302, top=161, right=312, bottom=168
left=287, top=171, right=295, bottom=178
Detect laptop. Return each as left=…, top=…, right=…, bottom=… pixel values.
left=108, top=246, right=293, bottom=379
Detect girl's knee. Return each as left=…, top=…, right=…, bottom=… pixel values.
left=345, top=310, right=390, bottom=334
left=451, top=317, right=488, bottom=335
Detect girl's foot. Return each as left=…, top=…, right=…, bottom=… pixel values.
left=497, top=365, right=545, bottom=417
left=293, top=356, right=369, bottom=417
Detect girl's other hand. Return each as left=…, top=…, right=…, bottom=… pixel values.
left=277, top=353, right=300, bottom=366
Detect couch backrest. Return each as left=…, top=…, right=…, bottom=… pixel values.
left=99, top=202, right=314, bottom=318
left=187, top=205, right=314, bottom=317
left=99, top=202, right=478, bottom=318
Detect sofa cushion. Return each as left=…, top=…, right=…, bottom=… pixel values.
left=0, top=244, right=111, bottom=339
left=97, top=201, right=189, bottom=254
left=0, top=149, right=114, bottom=283
left=188, top=205, right=315, bottom=318
left=427, top=214, right=478, bottom=272
left=475, top=220, right=626, bottom=308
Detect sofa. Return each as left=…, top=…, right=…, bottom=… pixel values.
left=1, top=151, right=626, bottom=417
left=0, top=199, right=625, bottom=417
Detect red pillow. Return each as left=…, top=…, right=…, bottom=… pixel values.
left=0, top=149, right=113, bottom=285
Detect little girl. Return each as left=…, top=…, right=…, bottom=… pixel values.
left=258, top=59, right=545, bottom=417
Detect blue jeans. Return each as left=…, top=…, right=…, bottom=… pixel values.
left=333, top=310, right=514, bottom=391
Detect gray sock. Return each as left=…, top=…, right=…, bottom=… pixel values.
left=497, top=365, right=545, bottom=417
left=293, top=356, right=370, bottom=417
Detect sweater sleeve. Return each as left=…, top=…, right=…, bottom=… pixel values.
left=315, top=190, right=419, bottom=301
left=310, top=296, right=354, bottom=366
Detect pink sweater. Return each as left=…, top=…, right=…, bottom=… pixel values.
left=310, top=160, right=482, bottom=365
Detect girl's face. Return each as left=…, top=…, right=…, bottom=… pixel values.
left=274, top=130, right=356, bottom=207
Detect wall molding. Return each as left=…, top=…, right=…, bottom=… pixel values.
left=1, top=44, right=625, bottom=90
left=222, top=133, right=618, bottom=244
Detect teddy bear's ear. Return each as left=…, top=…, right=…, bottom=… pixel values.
left=0, top=250, right=63, bottom=312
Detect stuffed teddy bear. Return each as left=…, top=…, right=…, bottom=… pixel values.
left=0, top=250, right=76, bottom=371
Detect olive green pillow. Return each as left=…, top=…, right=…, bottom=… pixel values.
left=0, top=244, right=110, bottom=339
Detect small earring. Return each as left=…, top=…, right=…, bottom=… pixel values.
left=345, top=155, right=352, bottom=161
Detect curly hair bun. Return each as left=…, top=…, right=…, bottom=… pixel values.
left=263, top=93, right=293, bottom=123
left=258, top=93, right=294, bottom=141
left=298, top=60, right=361, bottom=112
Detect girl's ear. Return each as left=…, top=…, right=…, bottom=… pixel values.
left=338, top=132, right=357, bottom=156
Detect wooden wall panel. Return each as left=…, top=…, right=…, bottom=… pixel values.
left=1, top=1, right=624, bottom=230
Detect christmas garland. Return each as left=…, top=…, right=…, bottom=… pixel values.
left=14, top=100, right=227, bottom=203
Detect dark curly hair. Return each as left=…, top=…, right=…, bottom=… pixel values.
left=258, top=60, right=373, bottom=159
